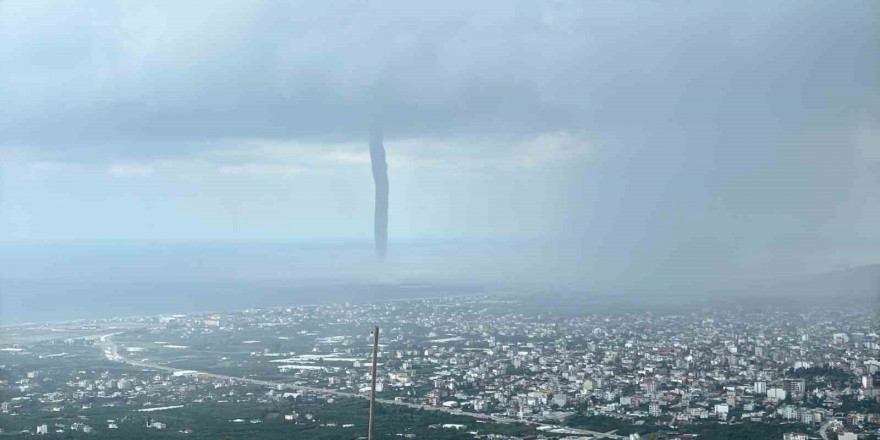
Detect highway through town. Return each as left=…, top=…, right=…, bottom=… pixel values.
left=99, top=334, right=622, bottom=439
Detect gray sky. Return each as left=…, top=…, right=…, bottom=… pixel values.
left=1, top=0, right=878, bottom=284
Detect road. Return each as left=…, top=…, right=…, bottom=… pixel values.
left=99, top=334, right=621, bottom=439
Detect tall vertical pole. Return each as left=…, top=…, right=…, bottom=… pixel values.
left=368, top=326, right=379, bottom=440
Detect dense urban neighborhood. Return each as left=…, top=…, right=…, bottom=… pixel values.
left=1, top=294, right=878, bottom=439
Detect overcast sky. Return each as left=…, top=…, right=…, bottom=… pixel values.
left=1, top=0, right=878, bottom=283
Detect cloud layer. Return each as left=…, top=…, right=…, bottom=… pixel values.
left=3, top=1, right=874, bottom=151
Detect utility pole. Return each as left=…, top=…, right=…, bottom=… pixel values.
left=368, top=326, right=379, bottom=440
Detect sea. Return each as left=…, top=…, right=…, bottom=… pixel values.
left=0, top=240, right=502, bottom=325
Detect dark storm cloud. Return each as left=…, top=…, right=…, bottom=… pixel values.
left=2, top=1, right=874, bottom=152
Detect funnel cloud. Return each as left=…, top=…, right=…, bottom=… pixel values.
left=369, top=126, right=389, bottom=258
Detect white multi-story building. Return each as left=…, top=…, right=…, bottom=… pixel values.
left=767, top=388, right=786, bottom=401
left=754, top=381, right=767, bottom=395
left=783, top=379, right=806, bottom=400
